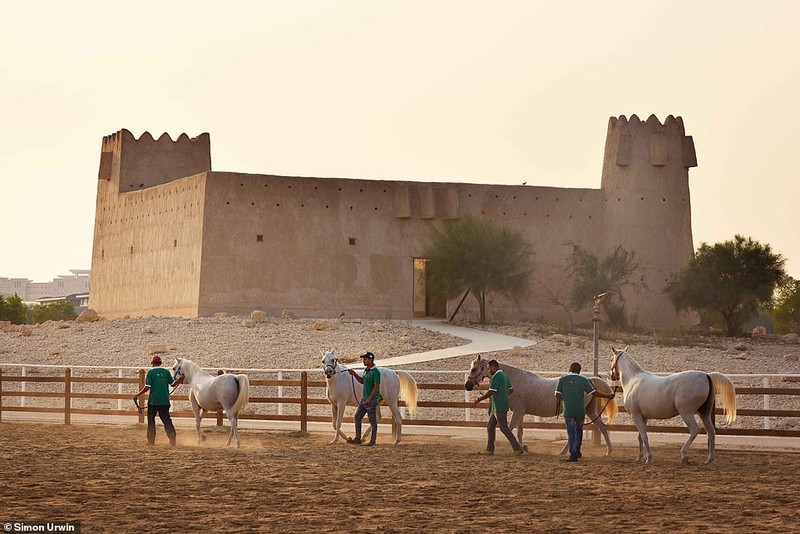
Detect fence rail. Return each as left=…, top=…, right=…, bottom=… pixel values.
left=1, top=366, right=800, bottom=439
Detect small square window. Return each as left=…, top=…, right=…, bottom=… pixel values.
left=348, top=237, right=356, bottom=246
left=256, top=235, right=264, bottom=242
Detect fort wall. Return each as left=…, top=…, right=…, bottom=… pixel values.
left=89, top=116, right=697, bottom=328
left=89, top=171, right=207, bottom=318
left=195, top=173, right=605, bottom=320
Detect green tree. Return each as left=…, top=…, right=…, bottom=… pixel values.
left=771, top=277, right=800, bottom=334
left=567, top=244, right=645, bottom=328
left=665, top=235, right=786, bottom=337
left=1, top=293, right=29, bottom=324
left=422, top=215, right=534, bottom=324
left=32, top=301, right=78, bottom=324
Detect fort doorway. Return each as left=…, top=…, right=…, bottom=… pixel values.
left=412, top=258, right=446, bottom=318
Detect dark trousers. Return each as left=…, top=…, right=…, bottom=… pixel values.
left=487, top=410, right=521, bottom=452
left=147, top=404, right=176, bottom=445
left=565, top=416, right=585, bottom=459
left=354, top=397, right=380, bottom=443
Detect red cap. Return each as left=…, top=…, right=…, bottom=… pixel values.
left=151, top=354, right=162, bottom=365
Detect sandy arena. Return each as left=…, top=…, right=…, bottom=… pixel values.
left=1, top=421, right=799, bottom=532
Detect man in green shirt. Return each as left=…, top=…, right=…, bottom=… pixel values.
left=133, top=354, right=184, bottom=446
left=473, top=359, right=523, bottom=456
left=347, top=352, right=382, bottom=446
left=555, top=362, right=615, bottom=462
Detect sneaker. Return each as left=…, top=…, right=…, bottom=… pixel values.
left=478, top=449, right=494, bottom=455
left=512, top=449, right=524, bottom=457
left=347, top=437, right=362, bottom=445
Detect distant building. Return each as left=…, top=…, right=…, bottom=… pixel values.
left=0, top=270, right=90, bottom=303
left=35, top=292, right=90, bottom=314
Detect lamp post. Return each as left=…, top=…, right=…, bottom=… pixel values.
left=591, top=292, right=606, bottom=447
left=592, top=292, right=606, bottom=377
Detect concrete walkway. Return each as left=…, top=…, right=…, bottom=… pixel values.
left=375, top=318, right=536, bottom=367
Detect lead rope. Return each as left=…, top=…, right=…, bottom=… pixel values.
left=585, top=384, right=618, bottom=426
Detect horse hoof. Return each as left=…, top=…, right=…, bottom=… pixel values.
left=523, top=444, right=529, bottom=453
left=681, top=458, right=690, bottom=466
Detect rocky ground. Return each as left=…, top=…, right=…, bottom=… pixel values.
left=2, top=315, right=798, bottom=375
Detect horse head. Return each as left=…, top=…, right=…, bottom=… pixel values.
left=172, top=356, right=185, bottom=378
left=321, top=349, right=338, bottom=379
left=464, top=355, right=489, bottom=391
left=609, top=346, right=628, bottom=381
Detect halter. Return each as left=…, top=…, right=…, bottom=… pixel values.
left=609, top=346, right=628, bottom=382
left=467, top=362, right=488, bottom=390
left=323, top=356, right=342, bottom=378
left=323, top=355, right=360, bottom=403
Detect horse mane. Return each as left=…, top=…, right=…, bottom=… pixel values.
left=618, top=350, right=645, bottom=375
left=177, top=357, right=203, bottom=377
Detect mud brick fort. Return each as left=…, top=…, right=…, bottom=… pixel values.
left=89, top=114, right=697, bottom=327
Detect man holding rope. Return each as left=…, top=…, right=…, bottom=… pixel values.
left=347, top=351, right=381, bottom=446
left=555, top=362, right=615, bottom=462
left=133, top=354, right=184, bottom=446
left=473, top=359, right=524, bottom=456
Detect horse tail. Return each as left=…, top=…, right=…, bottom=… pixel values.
left=231, top=374, right=250, bottom=416
left=709, top=372, right=737, bottom=423
left=590, top=377, right=619, bottom=424
left=397, top=370, right=418, bottom=417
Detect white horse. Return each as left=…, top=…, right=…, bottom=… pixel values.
left=172, top=357, right=250, bottom=448
left=321, top=350, right=419, bottom=445
left=465, top=355, right=619, bottom=455
left=609, top=347, right=737, bottom=465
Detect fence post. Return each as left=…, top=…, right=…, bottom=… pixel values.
left=21, top=366, right=26, bottom=408
left=117, top=369, right=123, bottom=411
left=764, top=377, right=771, bottom=430
left=277, top=371, right=284, bottom=416
left=64, top=368, right=72, bottom=426
left=300, top=371, right=308, bottom=433
left=217, top=370, right=224, bottom=427
left=0, top=368, right=3, bottom=423
left=138, top=369, right=145, bottom=425
left=464, top=373, right=471, bottom=422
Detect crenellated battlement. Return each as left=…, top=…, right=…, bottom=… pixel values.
left=98, top=129, right=211, bottom=191
left=602, top=114, right=697, bottom=175
left=608, top=113, right=686, bottom=133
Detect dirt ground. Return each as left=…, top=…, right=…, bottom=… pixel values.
left=1, top=422, right=798, bottom=533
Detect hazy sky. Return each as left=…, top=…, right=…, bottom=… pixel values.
left=2, top=1, right=798, bottom=282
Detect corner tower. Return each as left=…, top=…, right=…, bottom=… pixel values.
left=98, top=129, right=211, bottom=192
left=600, top=114, right=697, bottom=327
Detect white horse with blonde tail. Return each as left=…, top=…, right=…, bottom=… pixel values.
left=610, top=347, right=737, bottom=465
left=466, top=355, right=619, bottom=455
left=172, top=357, right=250, bottom=448
left=322, top=350, right=418, bottom=444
